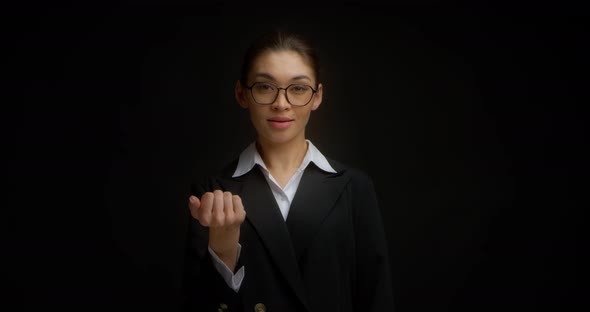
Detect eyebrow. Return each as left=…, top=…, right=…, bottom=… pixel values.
left=254, top=73, right=312, bottom=82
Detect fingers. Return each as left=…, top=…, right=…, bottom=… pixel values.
left=223, top=191, right=235, bottom=223
left=188, top=190, right=246, bottom=228
left=212, top=190, right=225, bottom=226
left=188, top=195, right=200, bottom=220
left=232, top=195, right=246, bottom=222
left=198, top=191, right=215, bottom=226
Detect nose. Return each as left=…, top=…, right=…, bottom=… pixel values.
left=272, top=89, right=290, bottom=111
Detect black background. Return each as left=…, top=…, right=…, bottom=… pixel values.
left=5, top=1, right=587, bottom=311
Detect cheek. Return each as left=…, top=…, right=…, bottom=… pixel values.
left=248, top=107, right=266, bottom=126
left=297, top=109, right=312, bottom=124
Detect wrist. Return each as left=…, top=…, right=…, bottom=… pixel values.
left=210, top=245, right=239, bottom=272
left=209, top=227, right=240, bottom=256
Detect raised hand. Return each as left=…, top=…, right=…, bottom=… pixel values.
left=189, top=190, right=246, bottom=271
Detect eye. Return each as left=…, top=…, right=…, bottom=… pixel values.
left=254, top=82, right=276, bottom=93
left=290, top=85, right=310, bottom=94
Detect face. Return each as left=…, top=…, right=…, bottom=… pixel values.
left=235, top=50, right=323, bottom=146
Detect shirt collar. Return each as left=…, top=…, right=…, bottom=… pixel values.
left=232, top=139, right=337, bottom=178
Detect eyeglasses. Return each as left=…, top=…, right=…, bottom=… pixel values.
left=246, top=82, right=317, bottom=107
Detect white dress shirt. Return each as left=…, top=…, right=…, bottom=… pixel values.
left=208, top=139, right=336, bottom=292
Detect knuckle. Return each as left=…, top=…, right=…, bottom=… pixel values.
left=199, top=216, right=210, bottom=226
left=201, top=192, right=213, bottom=203
left=233, top=196, right=243, bottom=206
left=224, top=192, right=233, bottom=203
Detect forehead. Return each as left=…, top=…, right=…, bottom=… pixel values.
left=249, top=50, right=314, bottom=82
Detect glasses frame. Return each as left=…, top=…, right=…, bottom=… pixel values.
left=245, top=82, right=318, bottom=107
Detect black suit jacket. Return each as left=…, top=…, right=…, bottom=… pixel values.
left=182, top=158, right=394, bottom=312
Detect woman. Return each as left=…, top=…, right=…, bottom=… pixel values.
left=183, top=29, right=394, bottom=312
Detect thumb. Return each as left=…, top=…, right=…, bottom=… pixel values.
left=188, top=195, right=201, bottom=218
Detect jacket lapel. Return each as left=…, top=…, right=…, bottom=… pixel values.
left=217, top=166, right=310, bottom=311
left=285, top=163, right=351, bottom=262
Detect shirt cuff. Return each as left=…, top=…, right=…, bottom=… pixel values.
left=208, top=244, right=245, bottom=292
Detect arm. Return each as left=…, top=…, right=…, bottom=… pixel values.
left=352, top=174, right=395, bottom=311
left=208, top=244, right=245, bottom=292
left=182, top=216, right=241, bottom=311
left=181, top=177, right=246, bottom=310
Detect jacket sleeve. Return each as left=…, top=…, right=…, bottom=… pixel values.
left=181, top=176, right=242, bottom=311
left=352, top=173, right=395, bottom=311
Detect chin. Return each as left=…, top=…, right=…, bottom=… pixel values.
left=261, top=132, right=296, bottom=145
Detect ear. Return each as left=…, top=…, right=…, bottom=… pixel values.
left=311, top=83, right=323, bottom=111
left=235, top=80, right=249, bottom=108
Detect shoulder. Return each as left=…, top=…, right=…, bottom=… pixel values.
left=189, top=158, right=240, bottom=196
left=325, top=159, right=381, bottom=219
left=325, top=157, right=375, bottom=187
left=219, top=158, right=240, bottom=178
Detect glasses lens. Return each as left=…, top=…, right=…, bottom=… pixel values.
left=287, top=84, right=313, bottom=106
left=251, top=82, right=277, bottom=104
left=250, top=82, right=314, bottom=106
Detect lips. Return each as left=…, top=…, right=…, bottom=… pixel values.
left=267, top=117, right=294, bottom=122
left=267, top=117, right=294, bottom=129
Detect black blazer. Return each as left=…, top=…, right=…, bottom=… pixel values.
left=182, top=158, right=394, bottom=312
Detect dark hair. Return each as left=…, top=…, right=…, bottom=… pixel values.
left=240, top=30, right=320, bottom=87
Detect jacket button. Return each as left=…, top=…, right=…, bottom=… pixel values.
left=254, top=303, right=266, bottom=312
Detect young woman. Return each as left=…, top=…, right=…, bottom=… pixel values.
left=183, top=30, right=394, bottom=312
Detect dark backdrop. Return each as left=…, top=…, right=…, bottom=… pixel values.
left=5, top=1, right=586, bottom=311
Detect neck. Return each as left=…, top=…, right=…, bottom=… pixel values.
left=256, top=137, right=308, bottom=172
